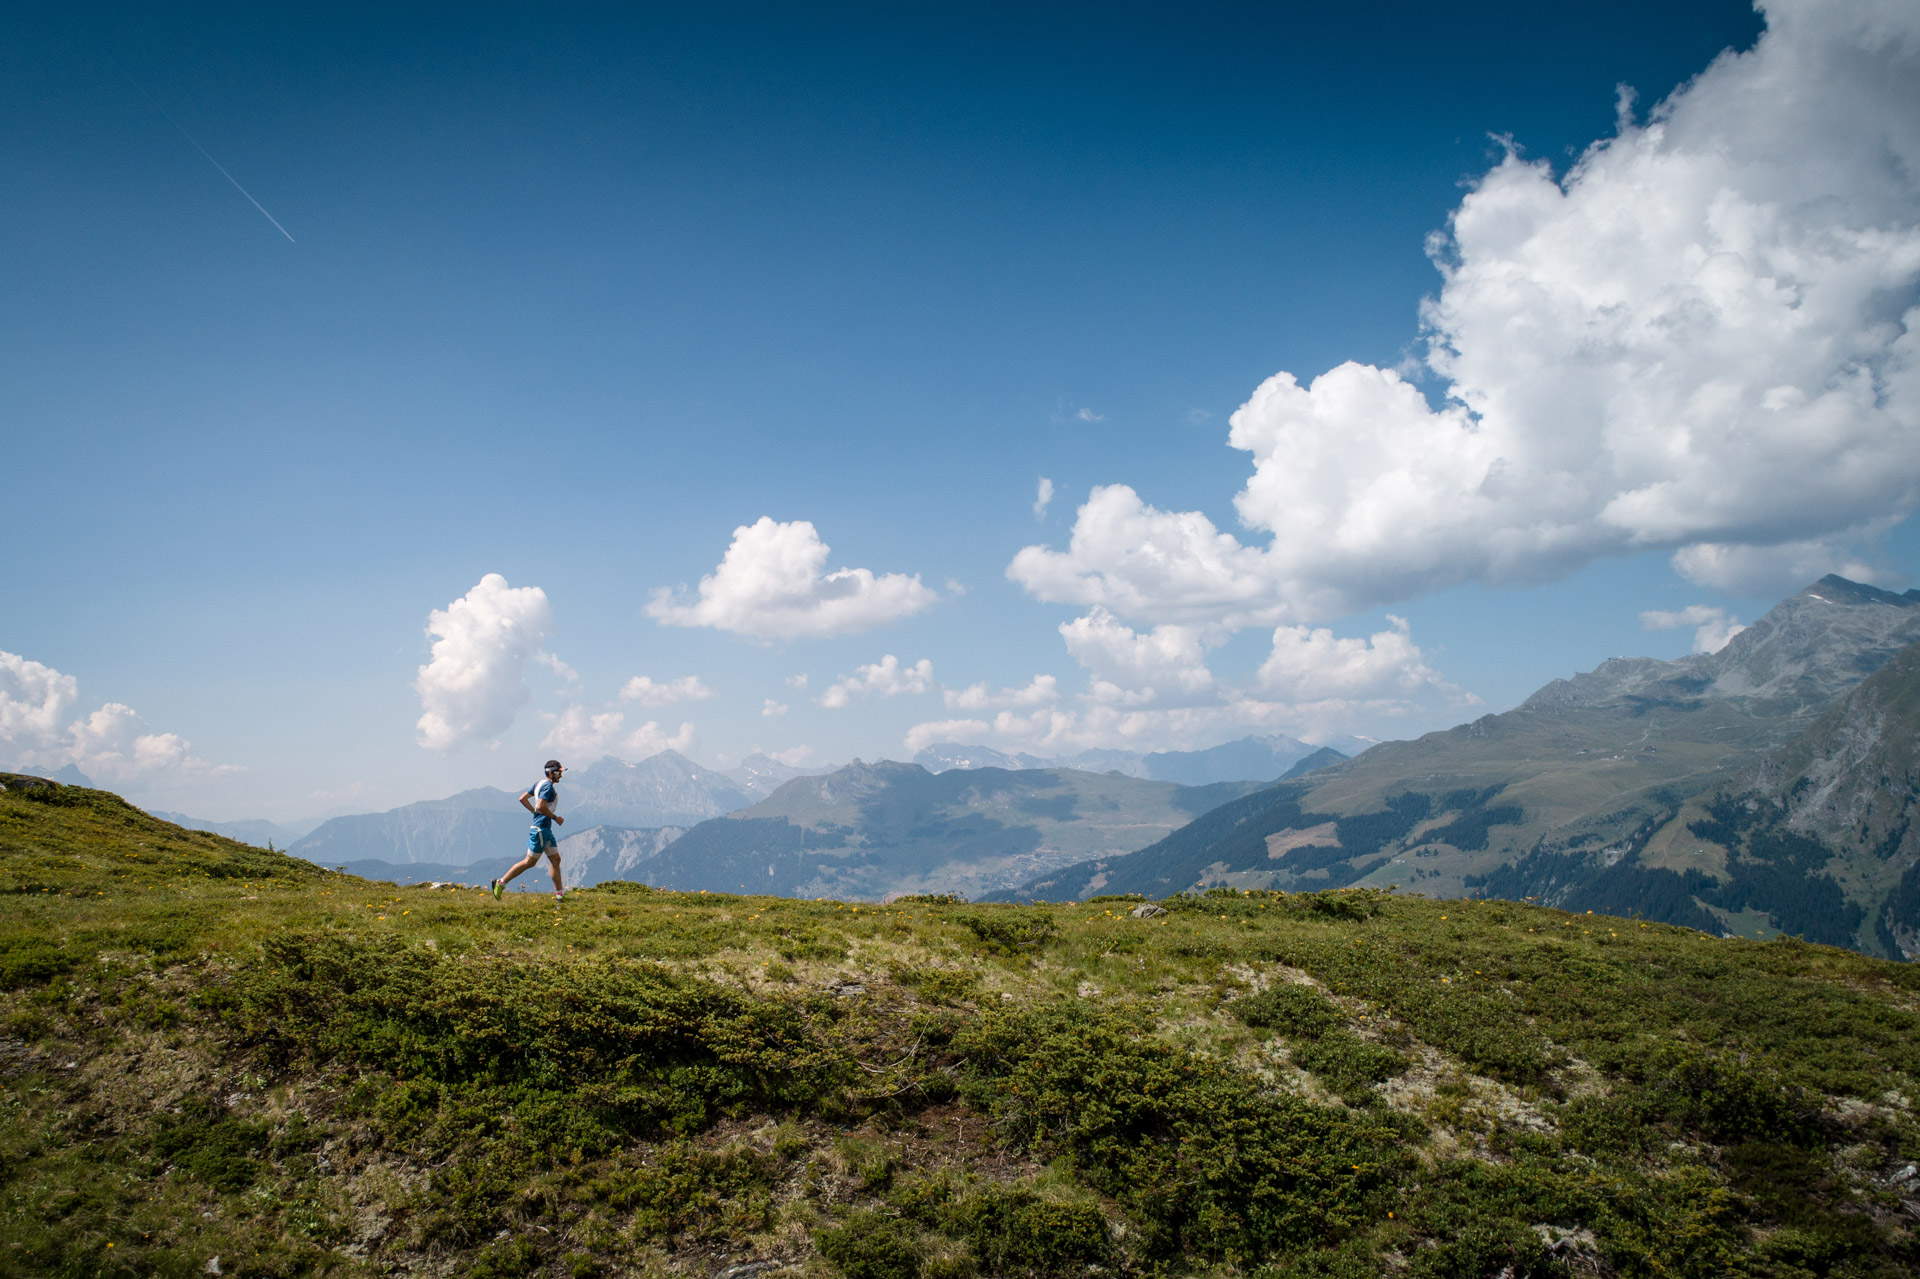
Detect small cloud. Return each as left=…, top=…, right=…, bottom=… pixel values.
left=1184, top=408, right=1210, bottom=425
left=1075, top=408, right=1104, bottom=423
left=620, top=675, right=716, bottom=706
left=785, top=673, right=809, bottom=690
left=540, top=707, right=695, bottom=760
left=818, top=656, right=936, bottom=709
left=945, top=577, right=968, bottom=596
left=904, top=718, right=992, bottom=754
left=762, top=699, right=789, bottom=718
left=1033, top=477, right=1055, bottom=520
left=768, top=745, right=814, bottom=766
left=944, top=675, right=1062, bottom=711
left=1640, top=604, right=1747, bottom=654
left=647, top=517, right=937, bottom=640
left=535, top=652, right=579, bottom=682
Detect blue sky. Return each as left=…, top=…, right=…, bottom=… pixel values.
left=5, top=0, right=1917, bottom=820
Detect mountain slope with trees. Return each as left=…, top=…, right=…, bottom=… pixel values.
left=1002, top=579, right=1920, bottom=958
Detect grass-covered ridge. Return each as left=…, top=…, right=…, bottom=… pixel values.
left=2, top=775, right=1917, bottom=1277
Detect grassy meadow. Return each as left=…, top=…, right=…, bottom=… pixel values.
left=2, top=774, right=1917, bottom=1278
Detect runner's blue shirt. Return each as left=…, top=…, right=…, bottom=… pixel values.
left=531, top=778, right=559, bottom=829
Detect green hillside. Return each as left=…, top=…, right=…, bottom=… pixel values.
left=4, top=775, right=1919, bottom=1277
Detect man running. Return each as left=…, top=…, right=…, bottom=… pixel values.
left=491, top=759, right=567, bottom=901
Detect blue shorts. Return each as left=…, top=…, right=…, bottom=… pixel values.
left=527, top=824, right=558, bottom=855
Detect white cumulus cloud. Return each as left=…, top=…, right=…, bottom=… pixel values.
left=907, top=611, right=1472, bottom=757
left=904, top=718, right=994, bottom=754
left=944, top=675, right=1061, bottom=711
left=1011, top=0, right=1920, bottom=626
left=415, top=574, right=554, bottom=751
left=0, top=652, right=78, bottom=762
left=620, top=675, right=716, bottom=706
left=540, top=707, right=695, bottom=760
left=0, top=651, right=225, bottom=785
left=1256, top=617, right=1460, bottom=701
left=818, top=656, right=936, bottom=709
left=1009, top=485, right=1282, bottom=628
left=647, top=518, right=937, bottom=640
left=1059, top=608, right=1214, bottom=705
left=902, top=702, right=1348, bottom=759
left=763, top=699, right=790, bottom=718
left=1640, top=604, right=1749, bottom=654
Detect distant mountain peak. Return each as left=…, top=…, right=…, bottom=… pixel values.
left=1802, top=574, right=1920, bottom=609
left=1526, top=574, right=1920, bottom=715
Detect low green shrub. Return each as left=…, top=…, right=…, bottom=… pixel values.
left=817, top=1208, right=924, bottom=1279
left=227, top=933, right=849, bottom=1146
left=149, top=1098, right=273, bottom=1192
left=1233, top=984, right=1343, bottom=1037
left=1407, top=1216, right=1559, bottom=1279
left=954, top=912, right=1059, bottom=954
left=1631, top=1044, right=1815, bottom=1143
left=595, top=1140, right=783, bottom=1239
left=0, top=937, right=76, bottom=988
left=778, top=925, right=851, bottom=960
left=943, top=1182, right=1111, bottom=1276
left=469, top=1235, right=544, bottom=1279
left=890, top=964, right=980, bottom=1003
left=1232, top=984, right=1405, bottom=1099
left=954, top=1002, right=1412, bottom=1263
left=1290, top=1031, right=1407, bottom=1101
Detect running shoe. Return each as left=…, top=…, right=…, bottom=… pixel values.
left=490, top=879, right=503, bottom=901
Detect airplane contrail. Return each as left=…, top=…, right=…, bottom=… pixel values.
left=113, top=57, right=296, bottom=244
left=167, top=119, right=297, bottom=243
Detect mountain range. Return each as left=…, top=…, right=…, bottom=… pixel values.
left=146, top=810, right=321, bottom=848
left=592, top=761, right=1285, bottom=900
left=912, top=733, right=1371, bottom=784
left=324, top=823, right=688, bottom=891
left=995, top=576, right=1920, bottom=959
left=285, top=750, right=809, bottom=865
